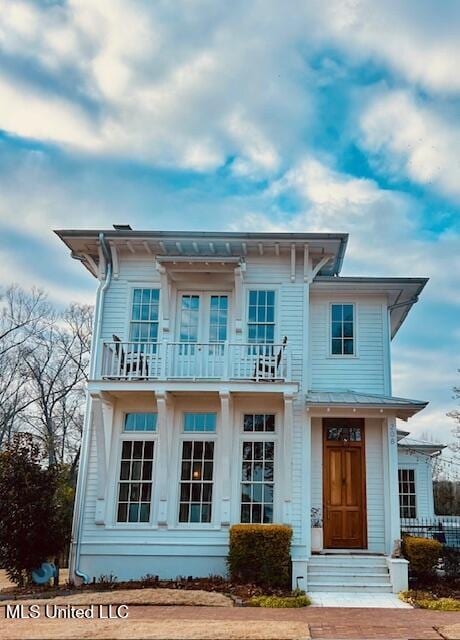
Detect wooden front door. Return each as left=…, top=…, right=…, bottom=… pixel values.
left=323, top=418, right=367, bottom=549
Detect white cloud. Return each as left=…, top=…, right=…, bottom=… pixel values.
left=0, top=0, right=313, bottom=173
left=319, top=0, right=460, bottom=95
left=360, top=89, right=460, bottom=200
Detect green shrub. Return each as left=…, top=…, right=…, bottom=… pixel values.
left=402, top=535, right=442, bottom=576
left=443, top=547, right=460, bottom=578
left=249, top=594, right=311, bottom=608
left=227, top=524, right=292, bottom=588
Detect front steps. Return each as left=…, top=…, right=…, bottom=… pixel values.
left=308, top=555, right=392, bottom=593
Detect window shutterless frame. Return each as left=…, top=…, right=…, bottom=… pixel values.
left=328, top=302, right=358, bottom=358
left=244, top=286, right=280, bottom=345
left=174, top=413, right=219, bottom=528
left=235, top=411, right=279, bottom=524
left=398, top=467, right=417, bottom=519
left=123, top=284, right=162, bottom=343
left=112, top=425, right=158, bottom=528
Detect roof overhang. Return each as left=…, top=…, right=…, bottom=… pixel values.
left=398, top=438, right=446, bottom=455
left=306, top=390, right=428, bottom=421
left=54, top=229, right=349, bottom=278
left=311, top=276, right=428, bottom=338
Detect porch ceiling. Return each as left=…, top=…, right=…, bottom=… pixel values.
left=306, top=389, right=428, bottom=420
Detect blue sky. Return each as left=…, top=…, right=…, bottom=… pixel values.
left=0, top=0, right=459, bottom=444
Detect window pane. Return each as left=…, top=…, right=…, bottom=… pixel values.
left=117, top=440, right=154, bottom=523
left=332, top=339, right=342, bottom=354
left=184, top=413, right=216, bottom=433
left=344, top=339, right=354, bottom=354
left=331, top=304, right=342, bottom=322
left=178, top=439, right=214, bottom=523
left=343, top=305, right=354, bottom=321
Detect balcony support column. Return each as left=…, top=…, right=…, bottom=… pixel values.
left=219, top=389, right=232, bottom=526
left=283, top=392, right=294, bottom=524
left=91, top=391, right=114, bottom=525
left=155, top=390, right=171, bottom=526
left=155, top=261, right=170, bottom=334
left=234, top=262, right=246, bottom=336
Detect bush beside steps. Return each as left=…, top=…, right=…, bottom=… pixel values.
left=227, top=524, right=292, bottom=589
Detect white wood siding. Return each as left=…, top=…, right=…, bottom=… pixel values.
left=309, top=294, right=387, bottom=394
left=398, top=450, right=435, bottom=519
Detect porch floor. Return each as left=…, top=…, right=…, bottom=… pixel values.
left=309, top=592, right=411, bottom=608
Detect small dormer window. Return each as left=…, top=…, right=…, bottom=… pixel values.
left=331, top=304, right=354, bottom=355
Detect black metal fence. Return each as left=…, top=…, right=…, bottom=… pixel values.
left=401, top=516, right=460, bottom=550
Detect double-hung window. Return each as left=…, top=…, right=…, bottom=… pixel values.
left=179, top=413, right=216, bottom=523
left=130, top=288, right=160, bottom=347
left=240, top=414, right=276, bottom=524
left=116, top=413, right=157, bottom=523
left=331, top=303, right=354, bottom=355
left=399, top=469, right=417, bottom=519
left=248, top=290, right=275, bottom=344
left=117, top=440, right=155, bottom=523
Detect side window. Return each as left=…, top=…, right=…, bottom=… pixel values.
left=248, top=290, right=275, bottom=344
left=399, top=469, right=417, bottom=519
left=130, top=289, right=160, bottom=343
left=331, top=303, right=354, bottom=355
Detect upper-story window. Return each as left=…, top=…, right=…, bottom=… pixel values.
left=248, top=290, right=275, bottom=344
left=130, top=288, right=160, bottom=343
left=331, top=303, right=354, bottom=355
left=209, top=295, right=228, bottom=342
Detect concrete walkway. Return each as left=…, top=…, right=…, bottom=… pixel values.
left=308, top=591, right=412, bottom=608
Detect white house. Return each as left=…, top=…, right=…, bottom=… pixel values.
left=56, top=228, right=430, bottom=593
left=397, top=430, right=445, bottom=521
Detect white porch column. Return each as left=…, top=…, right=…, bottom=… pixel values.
left=219, top=389, right=232, bottom=525
left=155, top=391, right=171, bottom=526
left=155, top=261, right=170, bottom=334
left=234, top=262, right=246, bottom=336
left=305, top=411, right=312, bottom=555
left=283, top=392, right=294, bottom=524
left=383, top=415, right=401, bottom=554
left=91, top=392, right=114, bottom=525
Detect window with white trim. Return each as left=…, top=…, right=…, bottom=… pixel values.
left=184, top=413, right=216, bottom=433
left=209, top=295, right=228, bottom=343
left=117, top=440, right=154, bottom=523
left=179, top=440, right=214, bottom=523
left=124, top=413, right=157, bottom=432
left=248, top=290, right=275, bottom=344
left=243, top=414, right=275, bottom=433
left=399, top=468, right=416, bottom=519
left=331, top=303, right=354, bottom=355
left=130, top=288, right=160, bottom=344
left=241, top=440, right=274, bottom=523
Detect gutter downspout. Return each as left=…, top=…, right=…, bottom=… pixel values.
left=69, top=233, right=112, bottom=585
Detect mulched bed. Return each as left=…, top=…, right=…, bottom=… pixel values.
left=1, top=575, right=292, bottom=604
left=408, top=575, right=460, bottom=600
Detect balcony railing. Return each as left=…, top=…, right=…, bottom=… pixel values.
left=100, top=340, right=291, bottom=382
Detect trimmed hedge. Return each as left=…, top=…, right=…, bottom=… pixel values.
left=402, top=535, right=442, bottom=576
left=227, top=524, right=292, bottom=588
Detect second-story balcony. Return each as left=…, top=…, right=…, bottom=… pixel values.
left=100, top=340, right=291, bottom=382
